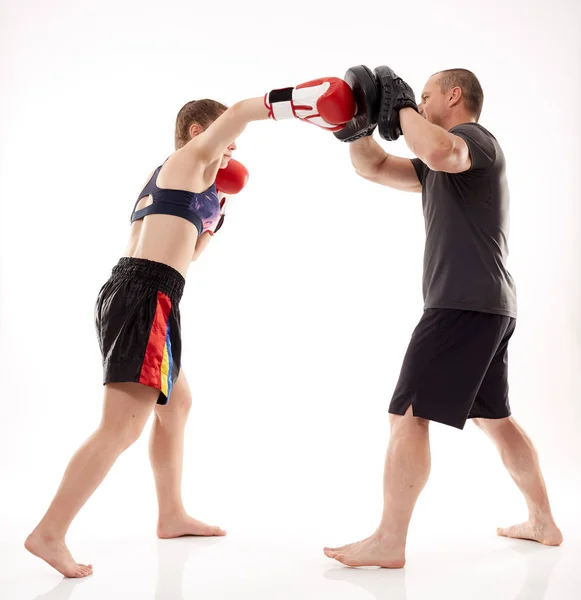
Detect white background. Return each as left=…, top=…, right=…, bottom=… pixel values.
left=1, top=0, right=580, bottom=598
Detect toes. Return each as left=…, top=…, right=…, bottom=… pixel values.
left=497, top=525, right=533, bottom=540
left=325, top=542, right=356, bottom=553
left=334, top=553, right=355, bottom=566
left=324, top=536, right=371, bottom=554
left=497, top=526, right=519, bottom=537
left=498, top=526, right=521, bottom=538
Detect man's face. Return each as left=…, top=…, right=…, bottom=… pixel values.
left=418, top=75, right=447, bottom=126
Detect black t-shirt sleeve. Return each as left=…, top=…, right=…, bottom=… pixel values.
left=451, top=123, right=497, bottom=172
left=411, top=157, right=427, bottom=185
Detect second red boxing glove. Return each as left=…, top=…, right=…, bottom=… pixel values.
left=210, top=158, right=249, bottom=235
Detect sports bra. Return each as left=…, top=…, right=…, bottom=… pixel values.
left=130, top=165, right=221, bottom=235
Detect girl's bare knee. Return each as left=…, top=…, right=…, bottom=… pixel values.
left=169, top=390, right=192, bottom=415
left=154, top=373, right=192, bottom=423
left=97, top=418, right=146, bottom=452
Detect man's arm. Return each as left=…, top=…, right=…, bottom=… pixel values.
left=350, top=137, right=422, bottom=192
left=399, top=108, right=471, bottom=174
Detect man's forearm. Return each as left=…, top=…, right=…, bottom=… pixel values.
left=349, top=136, right=388, bottom=178
left=399, top=108, right=454, bottom=165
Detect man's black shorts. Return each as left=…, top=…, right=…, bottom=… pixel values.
left=389, top=309, right=516, bottom=429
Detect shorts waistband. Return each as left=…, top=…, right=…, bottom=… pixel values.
left=111, top=257, right=185, bottom=302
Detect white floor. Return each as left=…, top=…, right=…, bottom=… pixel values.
left=1, top=525, right=580, bottom=600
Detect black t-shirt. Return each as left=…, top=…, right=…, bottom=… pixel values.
left=411, top=122, right=517, bottom=318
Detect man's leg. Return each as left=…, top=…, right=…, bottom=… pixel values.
left=323, top=310, right=498, bottom=567
left=25, top=382, right=159, bottom=578
left=473, top=416, right=562, bottom=546
left=149, top=370, right=225, bottom=538
left=324, top=406, right=431, bottom=568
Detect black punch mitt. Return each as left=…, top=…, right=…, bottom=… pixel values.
left=374, top=65, right=418, bottom=142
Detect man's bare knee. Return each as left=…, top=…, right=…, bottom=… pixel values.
left=390, top=406, right=430, bottom=432
left=473, top=416, right=514, bottom=436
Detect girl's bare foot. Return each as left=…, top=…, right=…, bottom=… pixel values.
left=25, top=530, right=93, bottom=578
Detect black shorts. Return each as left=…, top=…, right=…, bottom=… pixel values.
left=94, top=257, right=185, bottom=405
left=389, top=309, right=516, bottom=429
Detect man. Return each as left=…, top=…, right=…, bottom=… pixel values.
left=324, top=66, right=563, bottom=568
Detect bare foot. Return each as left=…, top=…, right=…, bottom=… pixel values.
left=324, top=536, right=372, bottom=552
left=323, top=533, right=406, bottom=568
left=25, top=530, right=93, bottom=578
left=497, top=520, right=563, bottom=546
left=324, top=535, right=373, bottom=555
left=157, top=514, right=227, bottom=539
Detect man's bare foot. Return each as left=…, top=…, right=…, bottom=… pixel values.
left=25, top=530, right=93, bottom=578
left=323, top=533, right=406, bottom=568
left=324, top=535, right=373, bottom=556
left=157, top=514, right=227, bottom=539
left=497, top=519, right=563, bottom=546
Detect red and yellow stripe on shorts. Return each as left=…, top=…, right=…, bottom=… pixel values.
left=139, top=291, right=174, bottom=399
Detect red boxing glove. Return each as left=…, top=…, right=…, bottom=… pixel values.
left=210, top=158, right=249, bottom=235
left=215, top=158, right=249, bottom=197
left=265, top=77, right=356, bottom=131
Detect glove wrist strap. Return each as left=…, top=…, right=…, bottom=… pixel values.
left=265, top=87, right=295, bottom=120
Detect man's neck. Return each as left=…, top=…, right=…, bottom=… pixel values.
left=443, top=113, right=477, bottom=132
